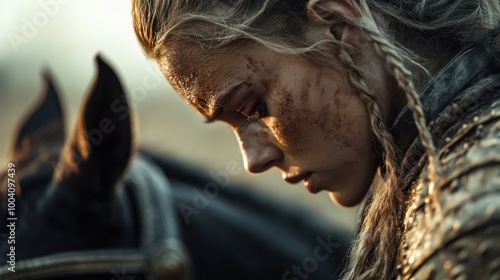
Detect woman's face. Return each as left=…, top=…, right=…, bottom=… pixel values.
left=160, top=42, right=387, bottom=207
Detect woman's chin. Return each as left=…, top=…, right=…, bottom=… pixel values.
left=328, top=191, right=366, bottom=208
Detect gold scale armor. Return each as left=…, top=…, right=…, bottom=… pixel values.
left=376, top=42, right=500, bottom=279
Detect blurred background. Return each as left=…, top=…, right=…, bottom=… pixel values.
left=0, top=1, right=357, bottom=231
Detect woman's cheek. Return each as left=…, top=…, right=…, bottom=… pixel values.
left=263, top=87, right=308, bottom=153
left=264, top=114, right=305, bottom=154
left=313, top=87, right=359, bottom=149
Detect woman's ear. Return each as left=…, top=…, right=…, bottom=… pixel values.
left=306, top=0, right=363, bottom=47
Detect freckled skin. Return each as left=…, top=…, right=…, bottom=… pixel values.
left=160, top=42, right=395, bottom=207
left=300, top=80, right=311, bottom=106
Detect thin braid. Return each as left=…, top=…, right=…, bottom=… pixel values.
left=339, top=2, right=448, bottom=278
left=337, top=48, right=404, bottom=280
left=358, top=19, right=445, bottom=220
left=341, top=2, right=445, bottom=278
left=355, top=1, right=443, bottom=183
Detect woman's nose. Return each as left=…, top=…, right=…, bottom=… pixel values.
left=242, top=145, right=283, bottom=173
left=235, top=130, right=283, bottom=174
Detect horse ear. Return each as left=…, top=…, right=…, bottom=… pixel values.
left=53, top=55, right=133, bottom=199
left=13, top=71, right=65, bottom=160
left=1, top=72, right=65, bottom=207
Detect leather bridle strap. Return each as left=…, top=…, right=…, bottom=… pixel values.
left=0, top=250, right=144, bottom=279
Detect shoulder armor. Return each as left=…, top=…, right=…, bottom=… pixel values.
left=398, top=95, right=500, bottom=279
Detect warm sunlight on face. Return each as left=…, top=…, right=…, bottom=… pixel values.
left=160, top=42, right=379, bottom=207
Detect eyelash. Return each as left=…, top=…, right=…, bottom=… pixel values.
left=244, top=101, right=266, bottom=126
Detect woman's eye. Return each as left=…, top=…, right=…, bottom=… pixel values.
left=244, top=101, right=266, bottom=126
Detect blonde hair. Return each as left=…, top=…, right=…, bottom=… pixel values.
left=132, top=1, right=500, bottom=279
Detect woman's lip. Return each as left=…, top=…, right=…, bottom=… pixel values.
left=284, top=172, right=312, bottom=184
left=284, top=173, right=321, bottom=193
left=304, top=174, right=320, bottom=194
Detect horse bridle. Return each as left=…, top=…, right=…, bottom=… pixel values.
left=0, top=155, right=190, bottom=280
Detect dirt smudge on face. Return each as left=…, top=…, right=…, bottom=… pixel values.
left=312, top=87, right=354, bottom=149
left=162, top=41, right=262, bottom=120
left=268, top=81, right=307, bottom=153
left=318, top=104, right=330, bottom=133
left=300, top=79, right=311, bottom=105
left=159, top=40, right=220, bottom=114
left=245, top=55, right=263, bottom=73
left=333, top=88, right=355, bottom=148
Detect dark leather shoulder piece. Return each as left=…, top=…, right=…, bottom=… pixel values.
left=398, top=81, right=500, bottom=279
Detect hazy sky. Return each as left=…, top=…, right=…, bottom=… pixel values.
left=0, top=1, right=162, bottom=96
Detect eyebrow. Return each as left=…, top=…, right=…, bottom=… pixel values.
left=204, top=82, right=244, bottom=123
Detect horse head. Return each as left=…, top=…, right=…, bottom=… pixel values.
left=0, top=56, right=188, bottom=280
